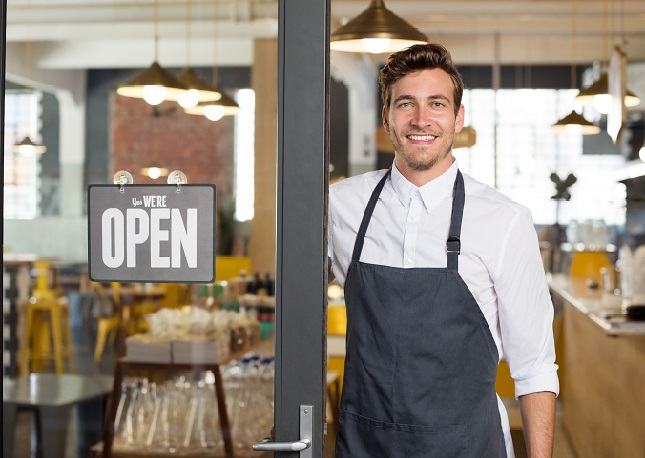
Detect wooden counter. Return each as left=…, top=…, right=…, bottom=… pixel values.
left=548, top=274, right=645, bottom=458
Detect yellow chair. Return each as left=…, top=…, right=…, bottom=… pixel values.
left=92, top=282, right=122, bottom=364
left=327, top=304, right=347, bottom=395
left=19, top=296, right=76, bottom=376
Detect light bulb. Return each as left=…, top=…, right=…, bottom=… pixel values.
left=593, top=94, right=613, bottom=115
left=205, top=105, right=225, bottom=121
left=361, top=38, right=391, bottom=54
left=18, top=144, right=35, bottom=157
left=143, top=86, right=166, bottom=105
left=639, top=146, right=645, bottom=162
left=565, top=124, right=582, bottom=134
left=177, top=89, right=199, bottom=109
left=147, top=167, right=161, bottom=179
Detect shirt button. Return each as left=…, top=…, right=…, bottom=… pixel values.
left=410, top=215, right=417, bottom=222
left=405, top=258, right=413, bottom=266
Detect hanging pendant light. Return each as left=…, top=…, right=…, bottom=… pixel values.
left=330, top=0, right=427, bottom=54
left=116, top=0, right=188, bottom=106
left=12, top=136, right=47, bottom=156
left=552, top=0, right=599, bottom=135
left=176, top=67, right=222, bottom=109
left=184, top=0, right=240, bottom=120
left=573, top=0, right=641, bottom=115
left=117, top=61, right=188, bottom=106
left=176, top=0, right=222, bottom=109
left=574, top=72, right=641, bottom=114
left=552, top=110, right=601, bottom=135
left=185, top=91, right=240, bottom=121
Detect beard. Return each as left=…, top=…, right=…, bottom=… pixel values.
left=391, top=130, right=453, bottom=172
left=397, top=145, right=451, bottom=171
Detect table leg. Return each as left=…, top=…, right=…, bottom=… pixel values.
left=213, top=367, right=234, bottom=458
left=77, top=396, right=108, bottom=457
left=38, top=404, right=72, bottom=458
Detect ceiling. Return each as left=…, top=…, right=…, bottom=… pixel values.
left=5, top=1, right=645, bottom=81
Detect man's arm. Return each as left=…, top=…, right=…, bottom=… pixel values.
left=519, top=391, right=556, bottom=458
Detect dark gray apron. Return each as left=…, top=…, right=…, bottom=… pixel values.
left=335, top=170, right=506, bottom=458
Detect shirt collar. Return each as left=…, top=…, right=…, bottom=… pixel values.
left=390, top=159, right=460, bottom=213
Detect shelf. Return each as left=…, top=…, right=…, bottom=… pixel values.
left=98, top=337, right=276, bottom=458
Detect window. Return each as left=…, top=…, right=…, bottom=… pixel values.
left=234, top=89, right=255, bottom=222
left=454, top=88, right=626, bottom=226
left=3, top=90, right=43, bottom=219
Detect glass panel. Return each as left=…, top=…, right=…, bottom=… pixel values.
left=3, top=90, right=41, bottom=219
left=455, top=88, right=626, bottom=226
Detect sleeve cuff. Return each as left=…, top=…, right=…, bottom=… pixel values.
left=514, top=370, right=560, bottom=399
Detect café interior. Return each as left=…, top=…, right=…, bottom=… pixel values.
left=3, top=0, right=645, bottom=457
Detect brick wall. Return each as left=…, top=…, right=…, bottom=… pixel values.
left=111, top=95, right=235, bottom=195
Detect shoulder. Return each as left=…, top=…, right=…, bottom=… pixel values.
left=329, top=169, right=389, bottom=208
left=330, top=169, right=388, bottom=195
left=462, top=172, right=532, bottom=223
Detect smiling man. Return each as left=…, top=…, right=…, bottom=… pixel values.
left=328, top=43, right=559, bottom=457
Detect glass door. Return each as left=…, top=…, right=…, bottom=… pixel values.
left=265, top=1, right=330, bottom=457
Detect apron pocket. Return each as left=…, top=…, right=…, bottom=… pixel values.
left=337, top=410, right=468, bottom=458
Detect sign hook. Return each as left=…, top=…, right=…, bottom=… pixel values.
left=167, top=170, right=188, bottom=193
left=113, top=170, right=134, bottom=194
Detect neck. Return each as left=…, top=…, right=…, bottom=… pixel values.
left=395, top=152, right=454, bottom=187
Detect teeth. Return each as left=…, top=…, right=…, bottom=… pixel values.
left=408, top=135, right=436, bottom=141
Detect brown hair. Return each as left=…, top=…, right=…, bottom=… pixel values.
left=379, top=43, right=464, bottom=115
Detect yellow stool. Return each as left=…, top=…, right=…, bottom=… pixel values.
left=19, top=296, right=76, bottom=376
left=93, top=315, right=120, bottom=363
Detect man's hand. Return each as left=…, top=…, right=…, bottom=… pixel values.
left=519, top=391, right=556, bottom=458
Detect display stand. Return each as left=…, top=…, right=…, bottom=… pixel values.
left=94, top=337, right=276, bottom=458
left=98, top=359, right=233, bottom=458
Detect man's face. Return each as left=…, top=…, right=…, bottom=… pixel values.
left=383, top=68, right=464, bottom=176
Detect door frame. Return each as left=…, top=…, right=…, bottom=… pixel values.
left=274, top=0, right=330, bottom=456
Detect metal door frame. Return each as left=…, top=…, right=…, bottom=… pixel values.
left=275, top=0, right=330, bottom=456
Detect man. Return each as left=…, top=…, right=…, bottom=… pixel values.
left=328, top=43, right=559, bottom=457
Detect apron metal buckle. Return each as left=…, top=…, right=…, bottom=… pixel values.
left=447, top=237, right=461, bottom=254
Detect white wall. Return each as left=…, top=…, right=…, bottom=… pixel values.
left=4, top=217, right=88, bottom=263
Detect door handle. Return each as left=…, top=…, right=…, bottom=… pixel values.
left=252, top=405, right=313, bottom=457
left=252, top=438, right=311, bottom=452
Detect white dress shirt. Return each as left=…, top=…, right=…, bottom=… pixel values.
left=328, top=160, right=559, bottom=457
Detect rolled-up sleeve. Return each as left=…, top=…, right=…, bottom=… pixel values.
left=493, top=208, right=560, bottom=398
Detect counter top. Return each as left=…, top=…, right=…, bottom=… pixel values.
left=548, top=273, right=645, bottom=336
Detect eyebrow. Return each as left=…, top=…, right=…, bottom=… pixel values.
left=392, top=94, right=452, bottom=106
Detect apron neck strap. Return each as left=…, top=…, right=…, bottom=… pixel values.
left=351, top=169, right=391, bottom=262
left=351, top=168, right=466, bottom=270
left=447, top=170, right=465, bottom=269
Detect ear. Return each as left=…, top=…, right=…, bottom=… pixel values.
left=454, top=105, right=465, bottom=133
left=382, top=105, right=390, bottom=133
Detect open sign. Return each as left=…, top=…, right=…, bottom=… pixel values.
left=88, top=184, right=216, bottom=283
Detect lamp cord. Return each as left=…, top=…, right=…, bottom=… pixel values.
left=153, top=0, right=159, bottom=61
left=186, top=0, right=192, bottom=67
left=212, top=0, right=219, bottom=87
left=570, top=0, right=576, bottom=89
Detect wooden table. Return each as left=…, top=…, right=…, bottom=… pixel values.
left=3, top=373, right=113, bottom=458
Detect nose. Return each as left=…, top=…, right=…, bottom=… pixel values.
left=411, top=107, right=432, bottom=127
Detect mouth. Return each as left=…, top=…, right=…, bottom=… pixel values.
left=407, top=134, right=437, bottom=142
